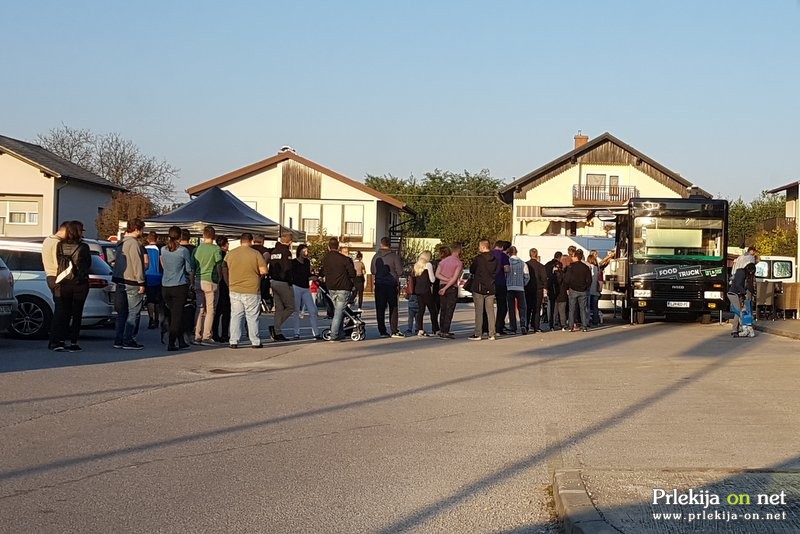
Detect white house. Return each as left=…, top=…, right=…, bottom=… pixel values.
left=186, top=148, right=415, bottom=269
left=498, top=132, right=710, bottom=238
left=0, top=134, right=125, bottom=238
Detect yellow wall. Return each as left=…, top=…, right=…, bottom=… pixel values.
left=0, top=154, right=54, bottom=236
left=513, top=162, right=685, bottom=238
left=217, top=159, right=391, bottom=248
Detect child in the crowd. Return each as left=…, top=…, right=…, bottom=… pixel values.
left=404, top=274, right=418, bottom=335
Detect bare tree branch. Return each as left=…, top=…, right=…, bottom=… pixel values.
left=36, top=126, right=177, bottom=205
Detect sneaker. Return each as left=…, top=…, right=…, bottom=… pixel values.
left=113, top=343, right=124, bottom=349
left=229, top=344, right=239, bottom=349
left=561, top=327, right=568, bottom=332
left=417, top=331, right=428, bottom=337
left=200, top=339, right=215, bottom=346
left=274, top=334, right=288, bottom=342
left=67, top=344, right=82, bottom=352
left=251, top=344, right=264, bottom=349
left=123, top=342, right=144, bottom=350
left=468, top=335, right=482, bottom=341
left=391, top=332, right=406, bottom=338
left=488, top=335, right=496, bottom=341
left=446, top=333, right=456, bottom=339
left=379, top=332, right=391, bottom=338
left=51, top=344, right=65, bottom=352
left=581, top=327, right=589, bottom=332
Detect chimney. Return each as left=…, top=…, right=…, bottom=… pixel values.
left=574, top=131, right=589, bottom=149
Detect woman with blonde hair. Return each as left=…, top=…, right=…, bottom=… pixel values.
left=412, top=250, right=439, bottom=336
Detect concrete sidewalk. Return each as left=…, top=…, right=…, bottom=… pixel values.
left=554, top=469, right=800, bottom=533
left=754, top=317, right=800, bottom=340
left=552, top=320, right=799, bottom=534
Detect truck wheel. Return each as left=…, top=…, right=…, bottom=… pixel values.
left=700, top=313, right=712, bottom=324
left=634, top=310, right=645, bottom=324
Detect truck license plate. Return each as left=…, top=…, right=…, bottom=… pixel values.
left=667, top=301, right=690, bottom=308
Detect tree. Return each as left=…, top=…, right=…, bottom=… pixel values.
left=95, top=192, right=157, bottom=239
left=365, top=169, right=511, bottom=258
left=37, top=125, right=178, bottom=203
left=306, top=230, right=332, bottom=271
left=753, top=226, right=797, bottom=256
left=727, top=191, right=788, bottom=249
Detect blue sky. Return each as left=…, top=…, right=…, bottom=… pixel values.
left=2, top=1, right=798, bottom=202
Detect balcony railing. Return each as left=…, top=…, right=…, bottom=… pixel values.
left=573, top=185, right=638, bottom=206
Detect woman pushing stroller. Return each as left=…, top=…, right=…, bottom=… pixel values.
left=727, top=263, right=756, bottom=338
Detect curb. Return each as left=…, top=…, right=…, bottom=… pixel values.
left=753, top=321, right=800, bottom=340
left=552, top=470, right=618, bottom=534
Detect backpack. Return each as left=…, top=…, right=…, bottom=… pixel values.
left=55, top=242, right=79, bottom=285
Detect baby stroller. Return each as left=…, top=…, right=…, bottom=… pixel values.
left=733, top=296, right=755, bottom=338
left=317, top=286, right=367, bottom=341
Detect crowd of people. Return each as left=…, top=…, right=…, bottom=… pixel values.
left=43, top=219, right=619, bottom=351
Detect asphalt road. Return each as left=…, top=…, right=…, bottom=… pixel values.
left=0, top=305, right=796, bottom=533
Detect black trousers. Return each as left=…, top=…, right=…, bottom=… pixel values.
left=354, top=276, right=365, bottom=308
left=438, top=286, right=458, bottom=334
left=525, top=287, right=544, bottom=331
left=162, top=284, right=189, bottom=347
left=495, top=284, right=508, bottom=333
left=415, top=291, right=440, bottom=333
left=54, top=282, right=89, bottom=345
left=375, top=284, right=399, bottom=334
left=213, top=283, right=231, bottom=341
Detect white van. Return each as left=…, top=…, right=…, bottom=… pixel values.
left=754, top=256, right=795, bottom=282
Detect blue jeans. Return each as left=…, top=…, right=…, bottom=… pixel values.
left=329, top=289, right=351, bottom=340
left=229, top=291, right=261, bottom=346
left=114, top=285, right=144, bottom=345
left=407, top=295, right=419, bottom=332
left=589, top=294, right=600, bottom=325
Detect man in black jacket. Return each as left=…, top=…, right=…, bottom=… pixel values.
left=370, top=237, right=404, bottom=338
left=468, top=239, right=498, bottom=340
left=525, top=248, right=549, bottom=333
left=320, top=238, right=356, bottom=341
left=268, top=231, right=295, bottom=341
left=544, top=252, right=562, bottom=329
left=563, top=249, right=592, bottom=332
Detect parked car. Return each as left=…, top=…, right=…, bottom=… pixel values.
left=85, top=238, right=118, bottom=266
left=0, top=240, right=115, bottom=339
left=0, top=256, right=17, bottom=333
left=457, top=269, right=472, bottom=301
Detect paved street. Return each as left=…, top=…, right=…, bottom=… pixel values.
left=0, top=304, right=798, bottom=533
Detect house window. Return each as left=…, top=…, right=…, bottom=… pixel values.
left=609, top=175, right=620, bottom=197
left=302, top=218, right=320, bottom=235
left=586, top=174, right=606, bottom=187
left=8, top=212, right=37, bottom=224
left=344, top=221, right=363, bottom=237
left=5, top=200, right=39, bottom=225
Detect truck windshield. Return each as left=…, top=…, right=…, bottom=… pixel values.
left=633, top=217, right=724, bottom=261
